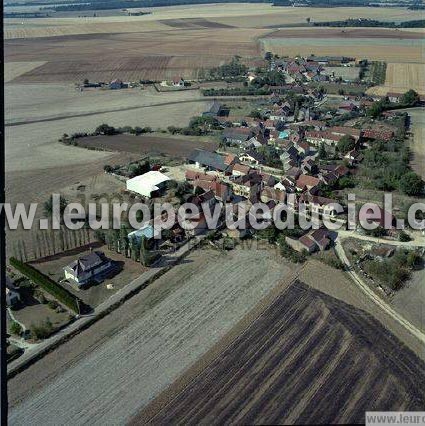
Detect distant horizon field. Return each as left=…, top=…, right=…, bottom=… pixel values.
left=4, top=4, right=425, bottom=39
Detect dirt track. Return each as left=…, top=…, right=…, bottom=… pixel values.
left=139, top=281, right=425, bottom=425
left=8, top=248, right=298, bottom=425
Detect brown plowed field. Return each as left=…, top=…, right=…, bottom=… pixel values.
left=5, top=29, right=264, bottom=83
left=76, top=134, right=218, bottom=158
left=139, top=281, right=425, bottom=425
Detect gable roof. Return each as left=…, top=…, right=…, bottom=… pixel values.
left=65, top=251, right=109, bottom=275
left=296, top=174, right=320, bottom=190
left=188, top=149, right=227, bottom=172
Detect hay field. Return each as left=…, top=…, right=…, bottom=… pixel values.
left=367, top=63, right=425, bottom=96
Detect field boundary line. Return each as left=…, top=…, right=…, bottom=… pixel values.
left=135, top=263, right=304, bottom=423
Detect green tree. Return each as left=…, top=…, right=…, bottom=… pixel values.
left=337, top=135, right=356, bottom=153
left=95, top=123, right=117, bottom=135
left=318, top=142, right=327, bottom=160
left=9, top=321, right=23, bottom=336
left=43, top=195, right=68, bottom=219
left=398, top=231, right=411, bottom=242
left=367, top=101, right=384, bottom=118
left=264, top=51, right=273, bottom=61
left=401, top=89, right=419, bottom=106
left=399, top=172, right=424, bottom=196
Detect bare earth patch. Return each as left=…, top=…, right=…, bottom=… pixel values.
left=76, top=133, right=218, bottom=158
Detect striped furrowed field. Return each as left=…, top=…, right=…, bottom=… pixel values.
left=139, top=281, right=425, bottom=425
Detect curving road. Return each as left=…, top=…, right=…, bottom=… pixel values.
left=334, top=235, right=425, bottom=345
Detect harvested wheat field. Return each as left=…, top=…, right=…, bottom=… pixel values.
left=4, top=61, right=47, bottom=83
left=4, top=5, right=422, bottom=39
left=406, top=107, right=425, bottom=180
left=263, top=27, right=425, bottom=40
left=262, top=40, right=423, bottom=63
left=9, top=248, right=299, bottom=424
left=139, top=281, right=425, bottom=425
left=367, top=63, right=425, bottom=96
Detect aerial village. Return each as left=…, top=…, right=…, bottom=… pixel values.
left=6, top=54, right=424, bottom=360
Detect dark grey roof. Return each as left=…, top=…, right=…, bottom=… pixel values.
left=244, top=150, right=266, bottom=163
left=66, top=251, right=109, bottom=275
left=209, top=101, right=223, bottom=115
left=188, top=149, right=227, bottom=171
left=222, top=128, right=252, bottom=141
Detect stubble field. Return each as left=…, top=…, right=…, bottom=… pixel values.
left=367, top=63, right=425, bottom=96
left=140, top=281, right=425, bottom=424
left=8, top=248, right=299, bottom=424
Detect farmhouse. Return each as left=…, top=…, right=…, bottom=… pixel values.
left=296, top=174, right=321, bottom=192
left=299, top=193, right=341, bottom=217
left=126, top=171, right=170, bottom=198
left=64, top=251, right=113, bottom=287
left=172, top=76, right=185, bottom=87
left=387, top=92, right=402, bottom=103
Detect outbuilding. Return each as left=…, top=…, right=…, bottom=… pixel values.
left=126, top=171, right=170, bottom=198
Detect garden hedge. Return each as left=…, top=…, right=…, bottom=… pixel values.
left=9, top=257, right=86, bottom=314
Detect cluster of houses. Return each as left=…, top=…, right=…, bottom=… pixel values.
left=271, top=55, right=355, bottom=84
left=184, top=147, right=344, bottom=250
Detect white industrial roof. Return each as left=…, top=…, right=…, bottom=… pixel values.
left=126, top=171, right=170, bottom=193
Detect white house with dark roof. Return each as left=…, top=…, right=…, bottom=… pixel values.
left=64, top=251, right=113, bottom=287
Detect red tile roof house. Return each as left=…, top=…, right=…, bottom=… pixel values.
left=231, top=163, right=253, bottom=177
left=296, top=174, right=321, bottom=192
left=224, top=153, right=238, bottom=166
left=305, top=131, right=342, bottom=147
left=309, top=228, right=331, bottom=251
left=362, top=129, right=394, bottom=142
left=299, top=193, right=342, bottom=217
left=285, top=234, right=317, bottom=253
left=210, top=180, right=233, bottom=202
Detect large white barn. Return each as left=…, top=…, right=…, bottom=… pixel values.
left=126, top=171, right=170, bottom=198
